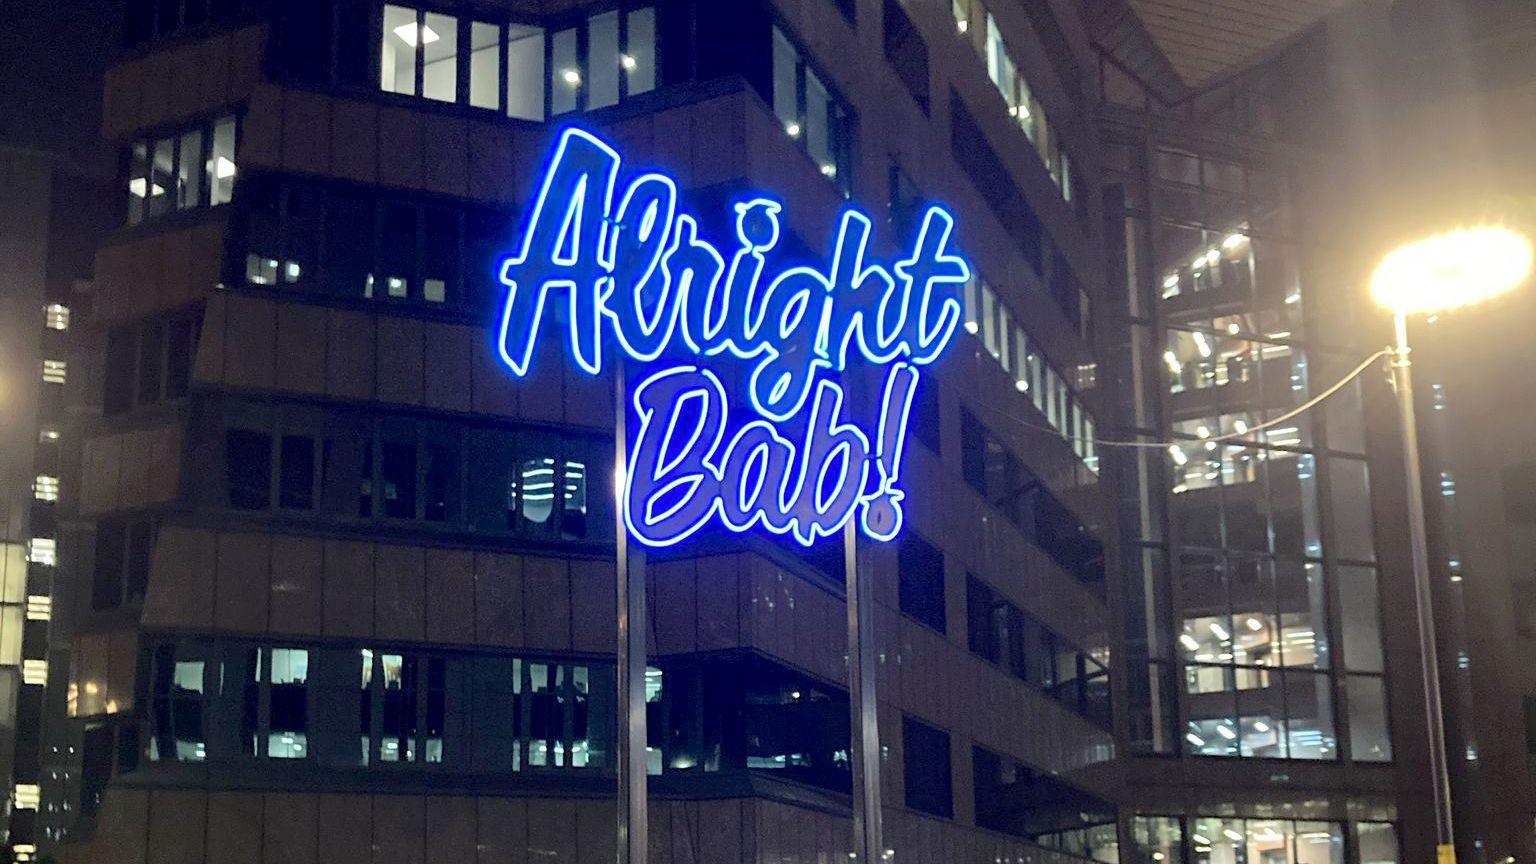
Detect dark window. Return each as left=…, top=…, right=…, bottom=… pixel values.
left=973, top=744, right=1116, bottom=842
left=279, top=435, right=316, bottom=509
left=226, top=429, right=273, bottom=510
left=137, top=321, right=164, bottom=404
left=103, top=311, right=201, bottom=413
left=80, top=723, right=114, bottom=817
left=902, top=715, right=953, bottom=818
left=898, top=533, right=946, bottom=633
left=93, top=518, right=155, bottom=610
left=125, top=0, right=240, bottom=46
left=1525, top=696, right=1536, bottom=757
left=103, top=329, right=136, bottom=415
left=960, top=409, right=987, bottom=495
left=908, top=371, right=940, bottom=454
left=381, top=441, right=418, bottom=519
left=126, top=520, right=155, bottom=600
left=883, top=0, right=928, bottom=112
left=92, top=520, right=126, bottom=611
left=958, top=409, right=1105, bottom=594
left=889, top=161, right=925, bottom=244
left=966, top=575, right=1024, bottom=676
left=164, top=316, right=197, bottom=398
left=423, top=442, right=458, bottom=522
left=949, top=93, right=1042, bottom=274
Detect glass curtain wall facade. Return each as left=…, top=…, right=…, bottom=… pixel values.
left=1100, top=54, right=1403, bottom=864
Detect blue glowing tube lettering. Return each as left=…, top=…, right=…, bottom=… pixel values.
left=496, top=128, right=970, bottom=547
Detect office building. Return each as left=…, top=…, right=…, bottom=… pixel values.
left=1092, top=2, right=1448, bottom=862
left=49, top=1, right=1120, bottom=862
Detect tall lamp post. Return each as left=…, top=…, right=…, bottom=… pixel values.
left=1369, top=226, right=1533, bottom=864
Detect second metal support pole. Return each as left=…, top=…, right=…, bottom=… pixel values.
left=845, top=520, right=885, bottom=863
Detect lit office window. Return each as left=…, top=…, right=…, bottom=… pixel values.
left=22, top=659, right=48, bottom=686
left=245, top=647, right=309, bottom=759
left=42, top=360, right=66, bottom=385
left=360, top=649, right=447, bottom=765
left=13, top=785, right=39, bottom=810
left=380, top=7, right=649, bottom=117
left=27, top=539, right=55, bottom=567
left=469, top=21, right=500, bottom=109
left=149, top=645, right=207, bottom=762
left=33, top=476, right=58, bottom=503
left=506, top=24, right=545, bottom=119
left=381, top=5, right=423, bottom=95
left=44, top=304, right=69, bottom=330
left=126, top=116, right=235, bottom=224
left=209, top=117, right=237, bottom=205
left=25, top=595, right=50, bottom=621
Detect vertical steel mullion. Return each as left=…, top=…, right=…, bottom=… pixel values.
left=518, top=657, right=533, bottom=768
left=257, top=648, right=272, bottom=759
left=414, top=10, right=425, bottom=97
left=617, top=7, right=629, bottom=101
left=457, top=16, right=470, bottom=105
left=495, top=21, right=507, bottom=115
left=415, top=657, right=428, bottom=764
left=369, top=651, right=383, bottom=765
left=560, top=663, right=575, bottom=767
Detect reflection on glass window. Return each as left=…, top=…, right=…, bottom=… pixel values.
left=1347, top=674, right=1392, bottom=762
left=517, top=457, right=556, bottom=525
left=1327, top=458, right=1375, bottom=562
left=1356, top=822, right=1400, bottom=864
left=208, top=117, right=237, bottom=206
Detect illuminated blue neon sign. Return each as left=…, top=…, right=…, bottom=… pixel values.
left=496, top=128, right=970, bottom=547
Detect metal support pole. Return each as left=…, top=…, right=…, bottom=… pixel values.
left=616, top=366, right=648, bottom=864
left=1390, top=310, right=1456, bottom=864
left=844, top=520, right=884, bottom=863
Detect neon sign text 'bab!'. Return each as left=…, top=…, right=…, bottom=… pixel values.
left=496, top=128, right=971, bottom=547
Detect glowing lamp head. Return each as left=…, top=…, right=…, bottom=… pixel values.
left=1370, top=226, right=1532, bottom=316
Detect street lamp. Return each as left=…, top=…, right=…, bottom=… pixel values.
left=1370, top=225, right=1533, bottom=864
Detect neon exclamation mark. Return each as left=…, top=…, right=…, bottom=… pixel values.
left=862, top=363, right=918, bottom=540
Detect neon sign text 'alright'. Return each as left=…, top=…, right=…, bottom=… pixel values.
left=496, top=128, right=970, bottom=547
